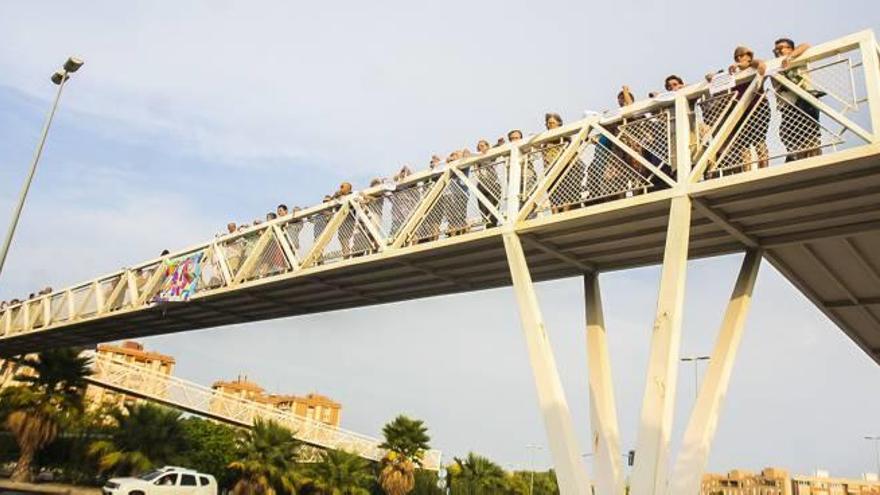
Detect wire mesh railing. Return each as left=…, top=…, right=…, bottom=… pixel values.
left=362, top=180, right=434, bottom=244
left=407, top=176, right=483, bottom=244
left=462, top=154, right=510, bottom=227
left=528, top=132, right=654, bottom=216
left=698, top=45, right=872, bottom=178
left=617, top=109, right=674, bottom=169
left=320, top=210, right=378, bottom=264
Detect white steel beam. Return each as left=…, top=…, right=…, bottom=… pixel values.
left=125, top=271, right=141, bottom=308
left=861, top=34, right=880, bottom=140
left=520, top=235, right=596, bottom=274
left=674, top=94, right=692, bottom=182
left=584, top=273, right=625, bottom=495
left=631, top=195, right=692, bottom=495
left=506, top=146, right=523, bottom=224
left=503, top=231, right=591, bottom=495
left=692, top=199, right=760, bottom=248
left=667, top=249, right=762, bottom=495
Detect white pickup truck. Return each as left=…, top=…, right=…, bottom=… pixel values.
left=103, top=466, right=217, bottom=495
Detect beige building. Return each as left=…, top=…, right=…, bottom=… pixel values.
left=703, top=468, right=880, bottom=495
left=211, top=376, right=342, bottom=426
left=1, top=341, right=175, bottom=410
left=3, top=342, right=343, bottom=428
left=86, top=341, right=176, bottom=409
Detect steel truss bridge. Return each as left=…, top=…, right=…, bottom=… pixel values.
left=84, top=352, right=442, bottom=469
left=2, top=30, right=880, bottom=495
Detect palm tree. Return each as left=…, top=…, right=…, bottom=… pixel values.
left=307, top=449, right=373, bottom=495
left=88, top=403, right=188, bottom=475
left=0, top=348, right=92, bottom=482
left=378, top=452, right=415, bottom=495
left=378, top=416, right=430, bottom=466
left=377, top=415, right=431, bottom=495
left=228, top=419, right=302, bottom=495
left=448, top=453, right=507, bottom=495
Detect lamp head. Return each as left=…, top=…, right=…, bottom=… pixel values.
left=50, top=70, right=69, bottom=85
left=63, top=57, right=84, bottom=73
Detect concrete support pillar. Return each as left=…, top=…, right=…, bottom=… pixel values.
left=584, top=274, right=625, bottom=495
left=631, top=195, right=692, bottom=495
left=668, top=249, right=762, bottom=495
left=503, top=231, right=591, bottom=495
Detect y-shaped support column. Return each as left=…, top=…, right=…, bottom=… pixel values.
left=584, top=274, right=625, bottom=495
left=503, top=232, right=591, bottom=495
left=668, top=249, right=762, bottom=495
left=631, top=195, right=692, bottom=495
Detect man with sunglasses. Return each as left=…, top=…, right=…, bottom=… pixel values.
left=773, top=37, right=822, bottom=162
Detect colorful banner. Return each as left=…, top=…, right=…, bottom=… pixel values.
left=153, top=252, right=204, bottom=302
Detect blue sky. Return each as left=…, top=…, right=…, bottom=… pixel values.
left=2, top=0, right=880, bottom=479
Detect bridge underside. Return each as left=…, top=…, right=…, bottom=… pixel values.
left=4, top=148, right=879, bottom=364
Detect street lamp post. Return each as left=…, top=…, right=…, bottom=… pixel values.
left=0, top=56, right=83, bottom=280
left=526, top=444, right=542, bottom=495
left=866, top=436, right=880, bottom=477
left=680, top=355, right=710, bottom=400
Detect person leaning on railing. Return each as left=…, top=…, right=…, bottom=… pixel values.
left=388, top=165, right=412, bottom=235
left=474, top=139, right=502, bottom=227
left=332, top=182, right=356, bottom=258
left=542, top=113, right=579, bottom=213
left=727, top=45, right=769, bottom=171
left=313, top=194, right=334, bottom=247
left=772, top=37, right=823, bottom=162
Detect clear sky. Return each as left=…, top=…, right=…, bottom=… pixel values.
left=1, top=0, right=880, bottom=479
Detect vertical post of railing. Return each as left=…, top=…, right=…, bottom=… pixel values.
left=66, top=289, right=76, bottom=320
left=674, top=94, right=692, bottom=183
left=22, top=301, right=31, bottom=333
left=506, top=146, right=523, bottom=223
left=42, top=296, right=51, bottom=327
left=125, top=270, right=140, bottom=308
left=1, top=309, right=9, bottom=336
left=94, top=281, right=105, bottom=316
left=860, top=31, right=880, bottom=141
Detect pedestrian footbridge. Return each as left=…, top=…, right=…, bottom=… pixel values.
left=85, top=352, right=443, bottom=469
left=2, top=30, right=880, bottom=495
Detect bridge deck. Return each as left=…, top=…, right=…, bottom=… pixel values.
left=2, top=30, right=880, bottom=364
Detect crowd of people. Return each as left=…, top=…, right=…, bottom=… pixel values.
left=2, top=36, right=822, bottom=311
left=0, top=287, right=53, bottom=312
left=216, top=36, right=816, bottom=246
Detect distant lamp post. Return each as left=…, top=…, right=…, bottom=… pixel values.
left=0, top=56, right=83, bottom=279
left=866, top=436, right=880, bottom=477
left=526, top=444, right=543, bottom=495
left=680, top=355, right=710, bottom=400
